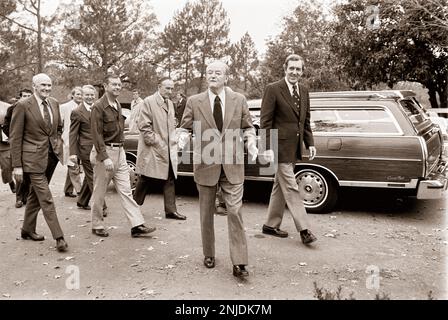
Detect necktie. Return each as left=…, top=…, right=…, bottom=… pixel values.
left=213, top=96, right=223, bottom=132
left=42, top=100, right=52, bottom=130
left=292, top=84, right=300, bottom=109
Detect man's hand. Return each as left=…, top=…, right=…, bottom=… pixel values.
left=248, top=143, right=258, bottom=162
left=13, top=167, right=23, bottom=183
left=262, top=149, right=275, bottom=163
left=309, top=146, right=317, bottom=161
left=103, top=158, right=114, bottom=171
left=177, top=131, right=190, bottom=150
left=69, top=155, right=77, bottom=163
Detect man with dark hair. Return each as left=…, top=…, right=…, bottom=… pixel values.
left=260, top=53, right=317, bottom=245
left=3, top=88, right=33, bottom=207
left=60, top=87, right=83, bottom=198
left=89, top=74, right=155, bottom=238
left=175, top=93, right=187, bottom=127
left=133, top=78, right=185, bottom=220
left=10, top=74, right=68, bottom=252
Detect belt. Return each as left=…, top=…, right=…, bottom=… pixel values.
left=105, top=142, right=123, bottom=147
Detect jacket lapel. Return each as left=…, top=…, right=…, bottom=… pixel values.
left=29, top=96, right=51, bottom=135
left=156, top=94, right=168, bottom=113
left=279, top=79, right=300, bottom=119
left=197, top=91, right=216, bottom=130
left=79, top=102, right=91, bottom=122
left=222, top=87, right=236, bottom=131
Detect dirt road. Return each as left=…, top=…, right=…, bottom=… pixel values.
left=0, top=164, right=446, bottom=300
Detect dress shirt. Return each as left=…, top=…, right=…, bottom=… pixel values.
left=34, top=93, right=53, bottom=124
left=284, top=78, right=299, bottom=98
left=208, top=88, right=225, bottom=122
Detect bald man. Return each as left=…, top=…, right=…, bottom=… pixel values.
left=10, top=73, right=68, bottom=252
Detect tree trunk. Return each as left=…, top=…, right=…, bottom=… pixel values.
left=36, top=0, right=42, bottom=73
left=437, top=84, right=447, bottom=109
left=427, top=85, right=439, bottom=109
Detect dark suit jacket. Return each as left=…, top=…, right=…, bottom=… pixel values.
left=10, top=95, right=63, bottom=172
left=260, top=79, right=314, bottom=163
left=69, top=102, right=93, bottom=160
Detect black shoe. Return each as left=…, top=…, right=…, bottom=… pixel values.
left=56, top=237, right=68, bottom=252
left=215, top=204, right=227, bottom=215
left=76, top=203, right=91, bottom=210
left=300, top=229, right=317, bottom=244
left=233, top=265, right=249, bottom=278
left=15, top=200, right=23, bottom=208
left=92, top=228, right=109, bottom=237
left=262, top=224, right=288, bottom=238
left=21, top=229, right=45, bottom=241
left=9, top=181, right=16, bottom=193
left=165, top=212, right=186, bottom=220
left=204, top=256, right=215, bottom=268
left=131, top=224, right=156, bottom=237
left=65, top=192, right=76, bottom=198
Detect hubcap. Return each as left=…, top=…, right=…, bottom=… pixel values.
left=127, top=160, right=138, bottom=191
left=296, top=170, right=328, bottom=208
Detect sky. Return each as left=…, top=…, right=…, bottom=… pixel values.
left=40, top=0, right=306, bottom=56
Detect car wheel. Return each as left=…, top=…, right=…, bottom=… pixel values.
left=126, top=156, right=138, bottom=192
left=295, top=167, right=338, bottom=213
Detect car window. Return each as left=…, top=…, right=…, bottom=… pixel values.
left=311, top=108, right=401, bottom=134
left=399, top=98, right=429, bottom=125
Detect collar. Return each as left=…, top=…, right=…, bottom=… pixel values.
left=157, top=91, right=166, bottom=103
left=208, top=88, right=225, bottom=104
left=284, top=78, right=299, bottom=95
left=34, top=93, right=46, bottom=106
left=84, top=102, right=92, bottom=111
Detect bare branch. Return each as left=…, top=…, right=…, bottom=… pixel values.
left=0, top=13, right=37, bottom=33
left=0, top=61, right=37, bottom=72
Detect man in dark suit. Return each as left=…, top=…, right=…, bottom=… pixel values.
left=69, top=85, right=108, bottom=215
left=3, top=89, right=33, bottom=208
left=260, top=54, right=317, bottom=245
left=10, top=73, right=68, bottom=252
left=175, top=93, right=186, bottom=127
left=179, top=60, right=258, bottom=278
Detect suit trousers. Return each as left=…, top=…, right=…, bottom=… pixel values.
left=133, top=161, right=177, bottom=213
left=196, top=167, right=248, bottom=266
left=0, top=149, right=13, bottom=184
left=265, top=162, right=310, bottom=231
left=63, top=164, right=82, bottom=194
left=16, top=174, right=30, bottom=203
left=91, top=146, right=144, bottom=230
left=22, top=151, right=64, bottom=239
left=77, top=155, right=107, bottom=211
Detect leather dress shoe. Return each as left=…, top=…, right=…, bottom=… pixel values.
left=204, top=256, right=215, bottom=268
left=215, top=204, right=227, bottom=216
left=21, top=229, right=45, bottom=241
left=92, top=228, right=109, bottom=237
left=76, top=202, right=91, bottom=210
left=233, top=265, right=249, bottom=278
left=165, top=212, right=186, bottom=220
left=131, top=224, right=156, bottom=237
left=15, top=200, right=24, bottom=208
left=56, top=237, right=68, bottom=252
left=65, top=192, right=77, bottom=198
left=262, top=224, right=288, bottom=238
left=300, top=229, right=317, bottom=244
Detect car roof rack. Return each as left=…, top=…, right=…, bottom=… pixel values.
left=310, top=90, right=416, bottom=100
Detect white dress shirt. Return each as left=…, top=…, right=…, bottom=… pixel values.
left=284, top=78, right=299, bottom=98
left=34, top=93, right=53, bottom=124
left=208, top=88, right=226, bottom=121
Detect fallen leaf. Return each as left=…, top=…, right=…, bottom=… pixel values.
left=146, top=246, right=154, bottom=251
left=338, top=277, right=348, bottom=281
left=65, top=256, right=74, bottom=261
left=54, top=275, right=61, bottom=279
left=2, top=293, right=10, bottom=298
left=324, top=233, right=336, bottom=238
left=165, top=264, right=175, bottom=269
left=42, top=290, right=48, bottom=296
left=42, top=262, right=49, bottom=266
left=299, top=262, right=307, bottom=266
left=130, top=263, right=139, bottom=267
left=330, top=216, right=337, bottom=219
left=178, top=255, right=189, bottom=259
left=159, top=241, right=168, bottom=245
left=145, top=290, right=155, bottom=295
left=13, top=280, right=24, bottom=286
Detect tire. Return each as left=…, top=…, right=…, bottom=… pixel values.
left=295, top=167, right=338, bottom=213
left=126, top=155, right=138, bottom=192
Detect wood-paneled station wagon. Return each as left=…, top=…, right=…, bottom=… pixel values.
left=124, top=90, right=447, bottom=213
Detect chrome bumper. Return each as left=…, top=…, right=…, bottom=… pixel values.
left=417, top=160, right=448, bottom=199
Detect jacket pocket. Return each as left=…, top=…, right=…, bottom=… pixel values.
left=22, top=144, right=37, bottom=152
